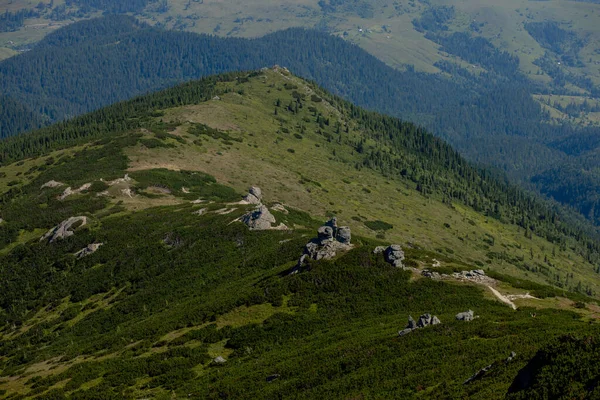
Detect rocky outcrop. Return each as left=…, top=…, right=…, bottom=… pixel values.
left=41, top=217, right=87, bottom=243
left=452, top=269, right=494, bottom=284
left=242, top=205, right=277, bottom=230
left=374, top=245, right=406, bottom=268
left=75, top=243, right=103, bottom=259
left=243, top=186, right=263, bottom=204
left=213, top=356, right=226, bottom=364
left=455, top=310, right=475, bottom=321
left=292, top=217, right=353, bottom=273
left=41, top=180, right=65, bottom=189
left=385, top=245, right=405, bottom=268
left=398, top=313, right=441, bottom=336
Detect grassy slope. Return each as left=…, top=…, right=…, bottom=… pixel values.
left=1, top=69, right=600, bottom=399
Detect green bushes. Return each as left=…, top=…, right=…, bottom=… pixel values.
left=129, top=168, right=239, bottom=201
left=364, top=220, right=393, bottom=231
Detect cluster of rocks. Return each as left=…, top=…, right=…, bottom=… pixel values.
left=40, top=217, right=87, bottom=243
left=464, top=352, right=516, bottom=385
left=455, top=310, right=476, bottom=321
left=374, top=244, right=405, bottom=269
left=452, top=269, right=494, bottom=284
left=398, top=313, right=441, bottom=337
left=240, top=187, right=287, bottom=231
left=74, top=243, right=103, bottom=259
left=293, top=217, right=352, bottom=273
left=422, top=269, right=442, bottom=279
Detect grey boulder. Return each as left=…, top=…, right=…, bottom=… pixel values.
left=456, top=310, right=475, bottom=321
left=384, top=244, right=405, bottom=268
left=242, top=205, right=276, bottom=230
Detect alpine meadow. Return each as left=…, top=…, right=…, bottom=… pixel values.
left=2, top=1, right=600, bottom=399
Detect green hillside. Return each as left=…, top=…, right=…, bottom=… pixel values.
left=1, top=69, right=600, bottom=399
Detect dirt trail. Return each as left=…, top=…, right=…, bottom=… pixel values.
left=487, top=286, right=517, bottom=310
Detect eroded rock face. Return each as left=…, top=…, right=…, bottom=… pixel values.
left=41, top=217, right=88, bottom=243
left=243, top=186, right=263, bottom=204
left=75, top=243, right=103, bottom=259
left=242, top=205, right=276, bottom=230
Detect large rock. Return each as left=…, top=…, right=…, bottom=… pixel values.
left=75, top=243, right=103, bottom=259
left=242, top=205, right=276, bottom=230
left=292, top=218, right=353, bottom=273
left=305, top=240, right=350, bottom=261
left=243, top=186, right=263, bottom=204
left=384, top=244, right=405, bottom=268
left=336, top=226, right=351, bottom=244
left=456, top=310, right=475, bottom=321
left=41, top=217, right=88, bottom=243
left=317, top=226, right=334, bottom=243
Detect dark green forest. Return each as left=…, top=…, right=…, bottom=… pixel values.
left=4, top=15, right=600, bottom=228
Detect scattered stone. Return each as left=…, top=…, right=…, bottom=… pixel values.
left=212, top=96, right=221, bottom=101
left=107, top=174, right=131, bottom=186
left=192, top=208, right=207, bottom=216
left=384, top=244, right=405, bottom=268
left=181, top=187, right=190, bottom=194
left=242, top=205, right=276, bottom=230
left=455, top=310, right=475, bottom=321
left=422, top=270, right=442, bottom=279
left=452, top=269, right=495, bottom=284
left=97, top=191, right=110, bottom=197
left=191, top=199, right=204, bottom=204
left=243, top=186, right=263, bottom=204
left=373, top=246, right=386, bottom=255
left=41, top=217, right=87, bottom=243
left=74, top=243, right=103, bottom=259
left=213, top=356, right=226, bottom=364
left=58, top=183, right=92, bottom=200
left=266, top=374, right=280, bottom=383
left=41, top=180, right=65, bottom=189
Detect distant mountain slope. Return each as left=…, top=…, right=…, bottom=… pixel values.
left=0, top=95, right=43, bottom=138
left=1, top=68, right=599, bottom=399
left=5, top=15, right=600, bottom=229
